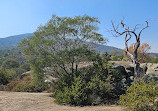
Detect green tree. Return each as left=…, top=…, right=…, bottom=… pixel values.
left=1, top=59, right=19, bottom=69
left=19, top=15, right=106, bottom=88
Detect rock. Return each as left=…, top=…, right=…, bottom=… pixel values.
left=124, top=65, right=134, bottom=77
left=125, top=65, right=134, bottom=71
left=146, top=63, right=158, bottom=75
left=0, top=85, right=6, bottom=91
left=113, top=65, right=126, bottom=75
left=111, top=61, right=158, bottom=79
left=126, top=70, right=134, bottom=77
left=129, top=76, right=134, bottom=81
left=140, top=63, right=148, bottom=72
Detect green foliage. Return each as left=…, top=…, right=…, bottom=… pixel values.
left=18, top=15, right=106, bottom=91
left=55, top=55, right=126, bottom=106
left=3, top=67, right=27, bottom=82
left=13, top=82, right=32, bottom=92
left=0, top=47, right=29, bottom=83
left=119, top=79, right=158, bottom=111
left=0, top=70, right=8, bottom=85
left=148, top=57, right=158, bottom=63
left=13, top=82, right=46, bottom=92
left=5, top=76, right=32, bottom=91
left=5, top=79, right=21, bottom=91
left=55, top=76, right=87, bottom=105
left=5, top=75, right=47, bottom=92
left=30, top=62, right=47, bottom=91
left=86, top=77, right=112, bottom=104
left=1, top=59, right=19, bottom=69
left=110, top=55, right=123, bottom=61
left=20, top=63, right=30, bottom=71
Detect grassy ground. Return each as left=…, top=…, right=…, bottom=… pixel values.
left=0, top=91, right=124, bottom=111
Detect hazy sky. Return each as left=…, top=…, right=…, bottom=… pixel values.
left=0, top=0, right=158, bottom=52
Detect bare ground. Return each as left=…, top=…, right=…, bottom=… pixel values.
left=0, top=91, right=124, bottom=111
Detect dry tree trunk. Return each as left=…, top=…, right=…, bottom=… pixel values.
left=111, top=19, right=149, bottom=78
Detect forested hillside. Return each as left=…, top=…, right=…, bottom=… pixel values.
left=0, top=33, right=34, bottom=48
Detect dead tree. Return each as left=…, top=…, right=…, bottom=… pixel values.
left=111, top=19, right=149, bottom=78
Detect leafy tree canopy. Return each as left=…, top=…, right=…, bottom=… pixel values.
left=19, top=15, right=106, bottom=85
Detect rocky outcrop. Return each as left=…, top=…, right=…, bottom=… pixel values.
left=111, top=61, right=158, bottom=76
left=145, top=63, right=158, bottom=75
left=111, top=61, right=158, bottom=84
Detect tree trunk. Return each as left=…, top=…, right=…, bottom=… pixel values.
left=133, top=60, right=141, bottom=78
left=126, top=50, right=141, bottom=78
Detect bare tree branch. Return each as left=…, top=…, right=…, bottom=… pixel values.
left=111, top=18, right=149, bottom=78
left=138, top=21, right=149, bottom=39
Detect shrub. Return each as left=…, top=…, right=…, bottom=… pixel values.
left=119, top=79, right=158, bottom=111
left=110, top=55, right=123, bottom=61
left=12, top=75, right=48, bottom=92
left=54, top=56, right=126, bottom=106
left=4, top=69, right=17, bottom=81
left=20, top=63, right=31, bottom=71
left=13, top=82, right=39, bottom=92
left=4, top=68, right=26, bottom=82
left=55, top=76, right=88, bottom=105
left=5, top=80, right=21, bottom=91
left=0, top=70, right=8, bottom=85
left=86, top=76, right=113, bottom=105
left=5, top=76, right=31, bottom=91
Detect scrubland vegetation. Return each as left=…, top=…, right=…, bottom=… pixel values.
left=0, top=15, right=158, bottom=111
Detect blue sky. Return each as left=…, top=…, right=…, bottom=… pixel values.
left=0, top=0, right=158, bottom=52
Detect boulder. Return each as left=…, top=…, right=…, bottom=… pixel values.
left=146, top=63, right=158, bottom=75
left=110, top=61, right=158, bottom=79
left=0, top=85, right=6, bottom=91
left=124, top=65, right=134, bottom=77
left=113, top=65, right=126, bottom=76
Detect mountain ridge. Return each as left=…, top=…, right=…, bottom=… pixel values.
left=0, top=33, right=157, bottom=57
left=0, top=33, right=34, bottom=47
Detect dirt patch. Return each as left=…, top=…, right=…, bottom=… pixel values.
left=0, top=91, right=123, bottom=111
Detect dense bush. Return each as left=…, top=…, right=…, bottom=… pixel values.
left=54, top=56, right=126, bottom=106
left=55, top=76, right=88, bottom=105
left=119, top=79, right=158, bottom=111
left=20, top=63, right=31, bottom=71
left=5, top=76, right=31, bottom=91
left=4, top=67, right=27, bottom=82
left=14, top=82, right=40, bottom=92
left=5, top=79, right=21, bottom=91
left=12, top=75, right=48, bottom=92
left=1, top=59, right=19, bottom=69
left=110, top=55, right=124, bottom=61
left=0, top=70, right=8, bottom=85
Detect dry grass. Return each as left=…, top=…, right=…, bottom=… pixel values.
left=0, top=91, right=124, bottom=111
left=109, top=61, right=131, bottom=66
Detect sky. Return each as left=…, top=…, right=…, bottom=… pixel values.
left=0, top=0, right=158, bottom=52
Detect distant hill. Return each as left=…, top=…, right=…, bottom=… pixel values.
left=92, top=43, right=123, bottom=55
left=150, top=53, right=158, bottom=58
left=0, top=33, right=34, bottom=48
left=0, top=33, right=157, bottom=57
left=0, top=33, right=123, bottom=55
